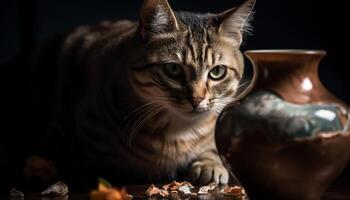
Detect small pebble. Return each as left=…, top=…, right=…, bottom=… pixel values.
left=41, top=181, right=69, bottom=196
left=10, top=188, right=24, bottom=197
left=178, top=185, right=191, bottom=195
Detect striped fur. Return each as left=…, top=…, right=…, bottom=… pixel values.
left=37, top=0, right=255, bottom=185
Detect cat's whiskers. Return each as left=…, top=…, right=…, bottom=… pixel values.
left=237, top=80, right=250, bottom=90
left=132, top=105, right=163, bottom=133
left=210, top=97, right=236, bottom=116
left=125, top=103, right=159, bottom=134
left=125, top=96, right=178, bottom=129
left=129, top=105, right=165, bottom=147
left=124, top=101, right=160, bottom=122
left=127, top=99, right=171, bottom=147
left=153, top=96, right=184, bottom=105
left=128, top=104, right=160, bottom=146
left=125, top=97, right=171, bottom=126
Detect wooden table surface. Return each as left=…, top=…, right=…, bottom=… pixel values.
left=1, top=184, right=350, bottom=200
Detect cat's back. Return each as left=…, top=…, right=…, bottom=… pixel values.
left=62, top=19, right=136, bottom=55
left=31, top=19, right=137, bottom=95
left=29, top=19, right=137, bottom=144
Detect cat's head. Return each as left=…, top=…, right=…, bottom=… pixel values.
left=129, top=0, right=255, bottom=119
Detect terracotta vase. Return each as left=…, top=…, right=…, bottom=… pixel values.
left=216, top=50, right=350, bottom=200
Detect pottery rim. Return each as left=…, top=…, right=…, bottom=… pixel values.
left=245, top=49, right=326, bottom=55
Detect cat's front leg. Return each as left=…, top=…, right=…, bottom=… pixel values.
left=189, top=150, right=229, bottom=185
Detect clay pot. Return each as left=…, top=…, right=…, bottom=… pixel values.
left=216, top=50, right=350, bottom=200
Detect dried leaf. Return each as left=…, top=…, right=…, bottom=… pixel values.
left=10, top=188, right=24, bottom=197
left=41, top=181, right=69, bottom=196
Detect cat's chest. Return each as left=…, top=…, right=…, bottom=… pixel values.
left=150, top=115, right=217, bottom=158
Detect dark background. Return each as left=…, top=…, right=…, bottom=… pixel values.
left=1, top=0, right=349, bottom=101
left=1, top=0, right=349, bottom=193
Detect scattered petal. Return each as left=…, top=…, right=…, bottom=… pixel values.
left=90, top=179, right=131, bottom=200
left=198, top=182, right=218, bottom=194
left=41, top=181, right=69, bottom=196
left=159, top=189, right=169, bottom=197
left=145, top=184, right=160, bottom=196
left=220, top=185, right=246, bottom=196
left=10, top=188, right=24, bottom=197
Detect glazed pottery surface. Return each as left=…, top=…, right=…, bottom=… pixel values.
left=216, top=50, right=350, bottom=200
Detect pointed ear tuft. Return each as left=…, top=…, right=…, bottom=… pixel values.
left=139, top=0, right=179, bottom=40
left=218, top=0, right=255, bottom=46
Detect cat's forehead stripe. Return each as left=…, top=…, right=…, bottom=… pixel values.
left=184, top=25, right=217, bottom=69
left=201, top=30, right=209, bottom=66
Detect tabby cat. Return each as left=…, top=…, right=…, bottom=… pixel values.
left=30, top=0, right=255, bottom=186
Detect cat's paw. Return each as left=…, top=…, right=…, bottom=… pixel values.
left=189, top=160, right=229, bottom=185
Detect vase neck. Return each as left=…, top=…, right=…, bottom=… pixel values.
left=245, top=50, right=327, bottom=104
left=247, top=51, right=325, bottom=73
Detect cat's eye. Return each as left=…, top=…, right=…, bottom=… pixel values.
left=208, top=65, right=227, bottom=80
left=163, top=63, right=183, bottom=79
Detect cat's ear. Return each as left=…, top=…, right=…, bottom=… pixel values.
left=139, top=0, right=179, bottom=40
left=218, top=0, right=255, bottom=46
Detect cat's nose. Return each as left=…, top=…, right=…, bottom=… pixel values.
left=190, top=97, right=204, bottom=109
